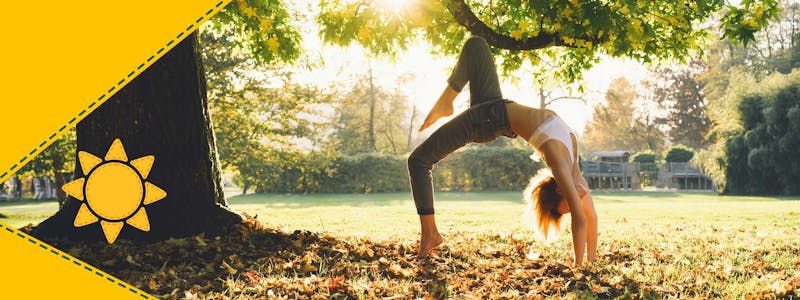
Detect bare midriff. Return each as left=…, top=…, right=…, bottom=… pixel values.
left=505, top=102, right=556, bottom=141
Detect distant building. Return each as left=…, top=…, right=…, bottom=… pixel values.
left=582, top=151, right=637, bottom=189
left=589, top=151, right=632, bottom=163
left=580, top=150, right=715, bottom=191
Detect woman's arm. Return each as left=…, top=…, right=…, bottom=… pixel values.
left=546, top=150, right=587, bottom=266
left=583, top=192, right=598, bottom=262
left=575, top=167, right=598, bottom=262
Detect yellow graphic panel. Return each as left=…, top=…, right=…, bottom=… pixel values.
left=0, top=1, right=231, bottom=297
left=0, top=0, right=231, bottom=182
left=0, top=222, right=153, bottom=299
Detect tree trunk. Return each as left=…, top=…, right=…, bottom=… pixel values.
left=31, top=33, right=242, bottom=242
left=539, top=87, right=546, bottom=109
left=241, top=181, right=249, bottom=195
left=368, top=61, right=377, bottom=152
left=13, top=175, right=21, bottom=200
left=54, top=172, right=67, bottom=208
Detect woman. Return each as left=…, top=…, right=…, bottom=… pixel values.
left=408, top=36, right=598, bottom=266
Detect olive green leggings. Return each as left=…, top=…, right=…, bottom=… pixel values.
left=408, top=36, right=516, bottom=215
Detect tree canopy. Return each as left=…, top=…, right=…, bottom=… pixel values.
left=316, top=0, right=781, bottom=83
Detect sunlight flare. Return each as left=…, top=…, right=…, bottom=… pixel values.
left=378, top=0, right=408, bottom=14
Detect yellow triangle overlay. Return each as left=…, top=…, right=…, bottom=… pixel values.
left=0, top=221, right=153, bottom=299
left=0, top=0, right=231, bottom=183
left=0, top=1, right=232, bottom=298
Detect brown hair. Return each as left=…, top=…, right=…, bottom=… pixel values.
left=523, top=169, right=564, bottom=243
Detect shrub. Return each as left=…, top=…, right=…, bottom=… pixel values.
left=631, top=151, right=657, bottom=163
left=247, top=146, right=545, bottom=194
left=663, top=145, right=695, bottom=163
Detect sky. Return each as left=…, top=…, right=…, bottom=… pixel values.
left=286, top=0, right=652, bottom=138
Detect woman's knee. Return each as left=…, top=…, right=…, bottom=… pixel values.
left=463, top=36, right=490, bottom=55
left=407, top=150, right=427, bottom=172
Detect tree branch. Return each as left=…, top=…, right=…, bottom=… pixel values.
left=443, top=0, right=564, bottom=50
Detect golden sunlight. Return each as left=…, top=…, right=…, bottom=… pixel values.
left=378, top=0, right=409, bottom=14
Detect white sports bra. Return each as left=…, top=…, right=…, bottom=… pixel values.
left=526, top=116, right=577, bottom=165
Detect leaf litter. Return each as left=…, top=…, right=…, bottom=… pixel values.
left=20, top=215, right=800, bottom=299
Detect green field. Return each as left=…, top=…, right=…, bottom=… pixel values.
left=2, top=191, right=799, bottom=298
left=5, top=191, right=799, bottom=239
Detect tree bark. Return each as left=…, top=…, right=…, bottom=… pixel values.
left=368, top=61, right=376, bottom=152
left=54, top=172, right=67, bottom=208
left=31, top=33, right=242, bottom=242
left=13, top=175, right=21, bottom=200
left=443, top=0, right=567, bottom=50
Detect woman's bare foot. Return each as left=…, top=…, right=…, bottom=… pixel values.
left=417, top=214, right=444, bottom=259
left=419, top=86, right=458, bottom=131
left=417, top=232, right=443, bottom=259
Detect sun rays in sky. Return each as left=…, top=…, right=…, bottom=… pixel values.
left=62, top=139, right=166, bottom=243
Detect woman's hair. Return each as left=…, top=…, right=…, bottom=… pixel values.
left=523, top=168, right=564, bottom=243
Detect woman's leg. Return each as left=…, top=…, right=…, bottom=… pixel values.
left=408, top=101, right=513, bottom=257
left=408, top=113, right=471, bottom=216
left=409, top=115, right=470, bottom=257
left=420, top=36, right=504, bottom=131
left=447, top=36, right=503, bottom=106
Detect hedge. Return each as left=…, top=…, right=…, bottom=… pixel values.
left=247, top=146, right=545, bottom=194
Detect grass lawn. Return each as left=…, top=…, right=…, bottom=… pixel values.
left=5, top=191, right=797, bottom=236
left=224, top=191, right=800, bottom=240
left=2, top=191, right=799, bottom=298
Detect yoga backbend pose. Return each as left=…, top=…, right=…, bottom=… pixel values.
left=408, top=36, right=598, bottom=266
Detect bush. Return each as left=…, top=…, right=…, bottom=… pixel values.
left=631, top=151, right=656, bottom=163
left=320, top=153, right=409, bottom=193
left=434, top=146, right=545, bottom=192
left=663, top=145, right=695, bottom=163
left=246, top=146, right=545, bottom=194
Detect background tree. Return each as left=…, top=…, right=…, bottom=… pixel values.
left=330, top=71, right=411, bottom=155
left=200, top=29, right=332, bottom=194
left=714, top=76, right=800, bottom=195
left=718, top=1, right=800, bottom=78
left=696, top=1, right=800, bottom=194
left=16, top=130, right=76, bottom=206
left=647, top=58, right=712, bottom=149
left=631, top=151, right=657, bottom=164
left=631, top=150, right=658, bottom=186
left=583, top=78, right=665, bottom=153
